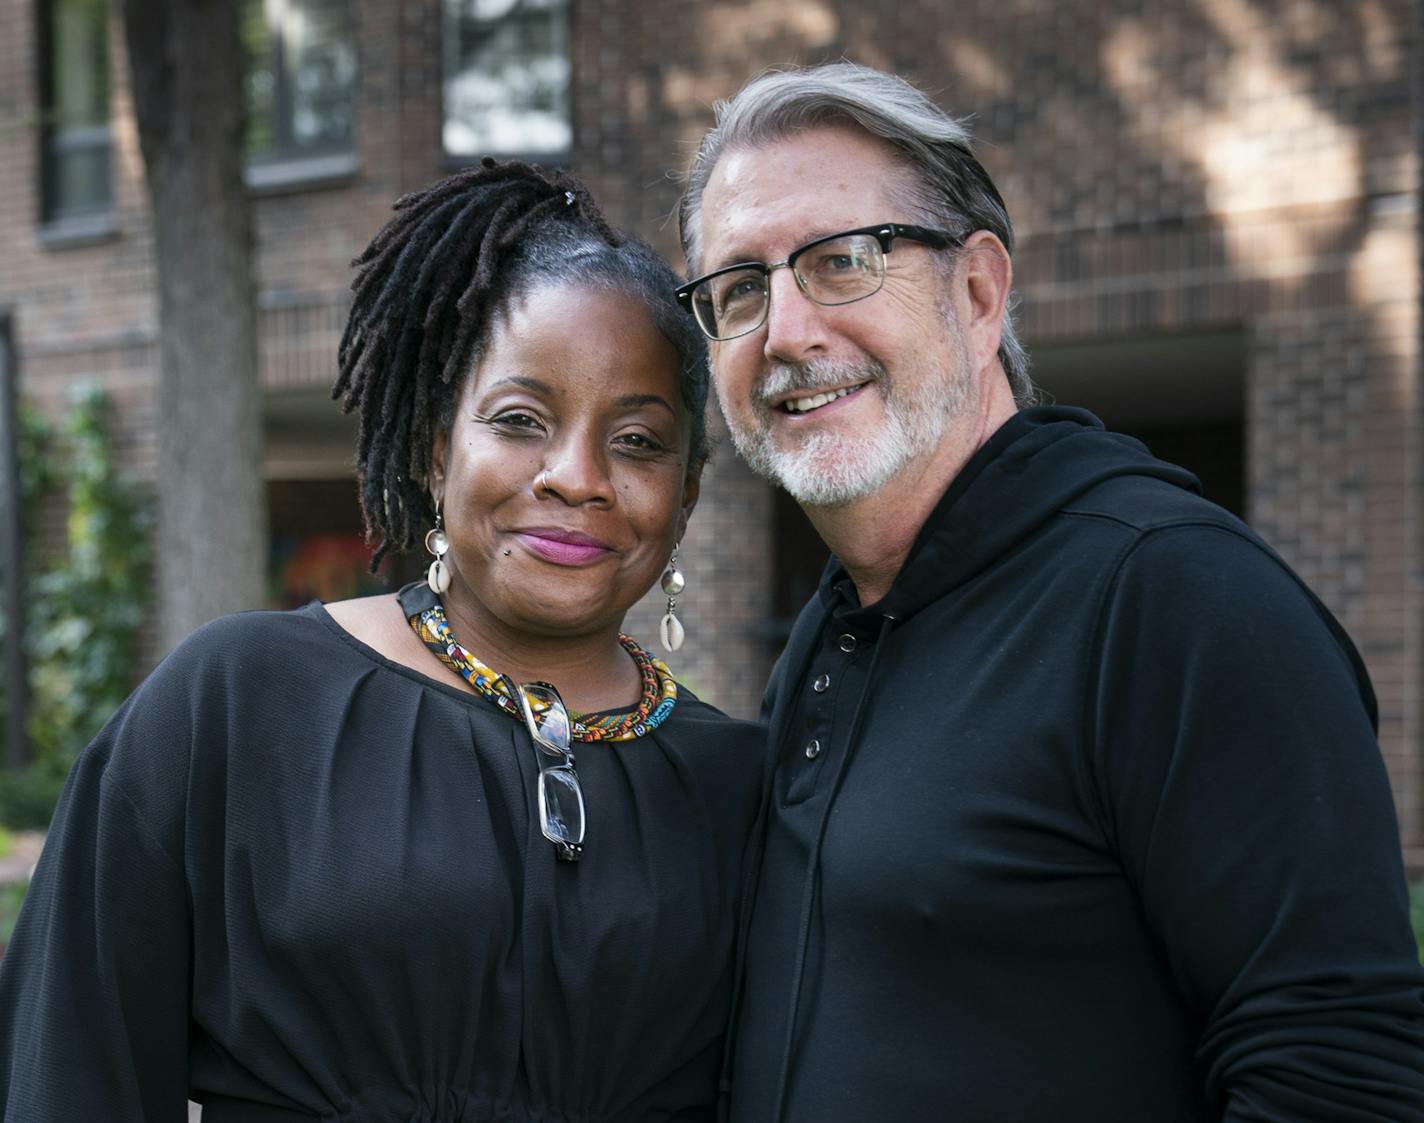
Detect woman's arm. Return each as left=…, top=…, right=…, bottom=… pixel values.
left=0, top=689, right=194, bottom=1121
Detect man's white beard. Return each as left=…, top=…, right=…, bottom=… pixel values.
left=720, top=346, right=972, bottom=508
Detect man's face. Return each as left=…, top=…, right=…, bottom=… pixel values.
left=694, top=125, right=975, bottom=508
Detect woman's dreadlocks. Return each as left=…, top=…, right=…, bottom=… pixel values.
left=333, top=159, right=709, bottom=570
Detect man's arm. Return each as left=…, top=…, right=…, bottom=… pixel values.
left=1091, top=523, right=1424, bottom=1120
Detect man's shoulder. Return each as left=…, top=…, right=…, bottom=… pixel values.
left=1058, top=475, right=1326, bottom=626
left=1061, top=470, right=1246, bottom=539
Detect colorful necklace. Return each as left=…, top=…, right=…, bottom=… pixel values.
left=398, top=582, right=678, bottom=742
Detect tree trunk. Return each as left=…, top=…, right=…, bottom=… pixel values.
left=119, top=0, right=266, bottom=651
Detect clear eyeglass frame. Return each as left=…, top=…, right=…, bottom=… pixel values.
left=674, top=222, right=964, bottom=342
left=516, top=680, right=586, bottom=863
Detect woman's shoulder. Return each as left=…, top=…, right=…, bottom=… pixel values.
left=648, top=687, right=767, bottom=834
left=151, top=600, right=348, bottom=689
left=96, top=603, right=342, bottom=745
left=60, top=604, right=344, bottom=823
left=666, top=685, right=760, bottom=730
left=659, top=685, right=766, bottom=765
left=184, top=599, right=332, bottom=646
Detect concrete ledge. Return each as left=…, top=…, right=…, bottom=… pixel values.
left=0, top=831, right=45, bottom=886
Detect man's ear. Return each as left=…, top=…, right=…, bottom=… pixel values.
left=958, top=230, right=1012, bottom=372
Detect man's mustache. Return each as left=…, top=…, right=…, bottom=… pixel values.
left=756, top=358, right=885, bottom=408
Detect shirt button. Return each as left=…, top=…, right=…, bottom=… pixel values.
left=804, top=738, right=822, bottom=760
left=813, top=673, right=831, bottom=693
left=838, top=633, right=857, bottom=653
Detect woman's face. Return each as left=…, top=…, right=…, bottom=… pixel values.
left=431, top=284, right=699, bottom=641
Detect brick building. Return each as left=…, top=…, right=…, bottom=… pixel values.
left=1, top=0, right=1420, bottom=865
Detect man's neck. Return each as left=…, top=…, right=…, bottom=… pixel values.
left=806, top=376, right=1018, bottom=608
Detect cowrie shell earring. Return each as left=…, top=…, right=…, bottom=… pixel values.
left=425, top=503, right=451, bottom=595
left=659, top=547, right=686, bottom=653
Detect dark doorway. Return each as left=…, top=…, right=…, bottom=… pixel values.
left=1030, top=329, right=1247, bottom=516
left=263, top=388, right=421, bottom=606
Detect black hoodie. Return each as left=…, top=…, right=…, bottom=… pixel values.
left=727, top=407, right=1424, bottom=1122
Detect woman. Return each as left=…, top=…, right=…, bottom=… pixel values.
left=0, top=161, right=764, bottom=1121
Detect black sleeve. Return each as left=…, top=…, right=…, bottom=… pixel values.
left=1092, top=524, right=1424, bottom=1121
left=0, top=666, right=194, bottom=1121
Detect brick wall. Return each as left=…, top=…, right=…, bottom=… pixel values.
left=2, top=0, right=1420, bottom=856
left=569, top=0, right=1423, bottom=858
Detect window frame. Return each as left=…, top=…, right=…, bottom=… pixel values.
left=243, top=0, right=357, bottom=186
left=36, top=0, right=115, bottom=238
left=440, top=0, right=573, bottom=169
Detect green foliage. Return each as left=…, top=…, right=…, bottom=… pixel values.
left=0, top=385, right=152, bottom=828
left=0, top=880, right=27, bottom=950
left=0, top=403, right=55, bottom=813
left=14, top=403, right=57, bottom=519
left=1412, top=881, right=1424, bottom=964
left=241, top=0, right=276, bottom=156
left=0, top=761, right=70, bottom=830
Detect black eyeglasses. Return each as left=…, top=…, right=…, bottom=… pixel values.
left=517, top=681, right=585, bottom=862
left=675, top=222, right=964, bottom=341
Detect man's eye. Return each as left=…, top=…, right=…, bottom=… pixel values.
left=808, top=248, right=862, bottom=273
left=719, top=276, right=767, bottom=310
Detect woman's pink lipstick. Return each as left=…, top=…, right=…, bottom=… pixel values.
left=514, top=528, right=611, bottom=566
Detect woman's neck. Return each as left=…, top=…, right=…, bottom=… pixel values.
left=438, top=586, right=645, bottom=714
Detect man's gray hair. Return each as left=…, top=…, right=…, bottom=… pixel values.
left=678, top=62, right=1035, bottom=406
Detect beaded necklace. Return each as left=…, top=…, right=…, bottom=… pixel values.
left=398, top=583, right=678, bottom=742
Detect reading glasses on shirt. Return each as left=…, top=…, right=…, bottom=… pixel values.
left=516, top=681, right=585, bottom=862
left=675, top=222, right=964, bottom=342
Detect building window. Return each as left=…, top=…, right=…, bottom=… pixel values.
left=39, top=0, right=112, bottom=224
left=443, top=0, right=571, bottom=161
left=244, top=0, right=355, bottom=165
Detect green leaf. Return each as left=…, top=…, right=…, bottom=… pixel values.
left=1, top=386, right=153, bottom=802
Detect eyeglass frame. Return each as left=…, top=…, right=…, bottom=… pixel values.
left=515, top=679, right=586, bottom=863
left=674, top=222, right=966, bottom=342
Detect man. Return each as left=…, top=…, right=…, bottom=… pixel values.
left=676, top=63, right=1424, bottom=1121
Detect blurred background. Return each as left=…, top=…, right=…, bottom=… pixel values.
left=0, top=0, right=1421, bottom=924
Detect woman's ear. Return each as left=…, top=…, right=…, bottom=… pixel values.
left=429, top=429, right=449, bottom=509
left=678, top=462, right=702, bottom=540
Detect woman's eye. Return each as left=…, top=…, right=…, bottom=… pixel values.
left=490, top=410, right=543, bottom=431
left=615, top=431, right=667, bottom=455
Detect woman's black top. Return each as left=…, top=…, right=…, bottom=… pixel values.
left=0, top=602, right=765, bottom=1122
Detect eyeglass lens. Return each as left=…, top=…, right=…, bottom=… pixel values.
left=521, top=683, right=572, bottom=758
left=692, top=233, right=886, bottom=340
left=518, top=682, right=585, bottom=859
left=538, top=767, right=584, bottom=847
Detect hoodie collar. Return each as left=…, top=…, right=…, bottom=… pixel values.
left=821, top=406, right=1201, bottom=626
